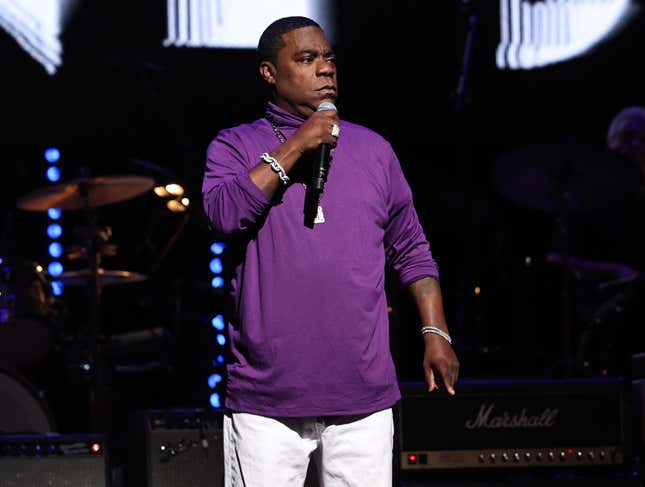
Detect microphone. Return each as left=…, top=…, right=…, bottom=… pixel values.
left=311, top=101, right=337, bottom=192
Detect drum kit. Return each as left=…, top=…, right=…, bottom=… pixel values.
left=491, top=140, right=643, bottom=376
left=1, top=171, right=167, bottom=433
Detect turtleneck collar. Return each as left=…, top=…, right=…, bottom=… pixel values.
left=265, top=101, right=306, bottom=130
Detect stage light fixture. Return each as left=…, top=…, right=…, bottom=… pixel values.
left=163, top=0, right=335, bottom=49
left=210, top=392, right=221, bottom=408
left=46, top=166, right=61, bottom=182
left=44, top=147, right=60, bottom=163
left=51, top=280, right=64, bottom=296
left=47, top=223, right=62, bottom=239
left=497, top=0, right=639, bottom=70
left=47, top=261, right=63, bottom=277
left=47, top=208, right=61, bottom=220
left=211, top=314, right=225, bottom=330
left=211, top=242, right=225, bottom=255
left=48, top=242, right=63, bottom=258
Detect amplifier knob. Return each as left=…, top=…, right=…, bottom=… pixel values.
left=576, top=451, right=583, bottom=461
left=513, top=453, right=520, bottom=462
left=502, top=452, right=509, bottom=462
left=588, top=451, right=595, bottom=461
left=536, top=452, right=543, bottom=462
left=524, top=452, right=532, bottom=462
left=490, top=453, right=496, bottom=463
left=478, top=453, right=485, bottom=463
left=548, top=452, right=555, bottom=462
left=559, top=451, right=566, bottom=461
left=599, top=450, right=606, bottom=460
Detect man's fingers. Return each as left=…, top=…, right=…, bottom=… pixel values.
left=441, top=363, right=459, bottom=395
left=424, top=367, right=437, bottom=392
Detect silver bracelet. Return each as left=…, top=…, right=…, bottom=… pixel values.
left=261, top=152, right=290, bottom=185
left=421, top=326, right=452, bottom=345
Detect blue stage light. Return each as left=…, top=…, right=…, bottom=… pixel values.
left=44, top=147, right=60, bottom=163
left=210, top=258, right=223, bottom=274
left=210, top=242, right=225, bottom=255
left=208, top=373, right=223, bottom=388
left=47, top=208, right=62, bottom=220
left=209, top=393, right=221, bottom=408
left=46, top=166, right=61, bottom=182
left=48, top=242, right=63, bottom=258
left=51, top=280, right=64, bottom=296
left=48, top=261, right=63, bottom=277
left=47, top=224, right=62, bottom=239
left=216, top=354, right=225, bottom=364
left=211, top=314, right=225, bottom=330
left=211, top=276, right=224, bottom=288
left=216, top=334, right=226, bottom=346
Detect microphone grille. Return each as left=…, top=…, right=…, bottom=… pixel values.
left=317, top=102, right=337, bottom=112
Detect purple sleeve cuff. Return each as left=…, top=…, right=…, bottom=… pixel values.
left=234, top=170, right=271, bottom=210
left=399, top=259, right=440, bottom=287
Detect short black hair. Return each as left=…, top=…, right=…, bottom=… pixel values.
left=257, top=16, right=321, bottom=65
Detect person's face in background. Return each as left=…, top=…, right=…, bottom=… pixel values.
left=615, top=118, right=645, bottom=173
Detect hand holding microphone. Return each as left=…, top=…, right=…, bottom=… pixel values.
left=301, top=102, right=339, bottom=228
left=311, top=101, right=339, bottom=193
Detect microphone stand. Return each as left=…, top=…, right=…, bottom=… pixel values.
left=453, top=0, right=478, bottom=353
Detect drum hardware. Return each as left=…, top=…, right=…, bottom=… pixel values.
left=66, top=242, right=118, bottom=261
left=492, top=141, right=642, bottom=376
left=15, top=170, right=156, bottom=432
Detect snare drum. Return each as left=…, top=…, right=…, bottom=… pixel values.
left=0, top=258, right=57, bottom=369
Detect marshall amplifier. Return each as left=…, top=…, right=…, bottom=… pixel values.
left=0, top=434, right=107, bottom=486
left=397, top=378, right=628, bottom=471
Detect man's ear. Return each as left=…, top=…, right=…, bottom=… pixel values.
left=259, top=61, right=276, bottom=85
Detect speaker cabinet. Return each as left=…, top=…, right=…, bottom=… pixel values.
left=0, top=434, right=108, bottom=487
left=136, top=409, right=223, bottom=487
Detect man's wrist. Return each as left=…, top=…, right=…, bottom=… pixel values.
left=420, top=325, right=452, bottom=345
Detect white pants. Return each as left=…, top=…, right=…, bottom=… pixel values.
left=223, top=408, right=393, bottom=487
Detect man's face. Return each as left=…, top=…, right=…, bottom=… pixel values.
left=261, top=26, right=337, bottom=118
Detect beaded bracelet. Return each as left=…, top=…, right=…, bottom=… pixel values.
left=421, top=326, right=452, bottom=345
left=261, top=152, right=289, bottom=185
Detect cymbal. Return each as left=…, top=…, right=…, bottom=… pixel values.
left=60, top=268, right=147, bottom=287
left=492, top=142, right=642, bottom=212
left=546, top=252, right=640, bottom=286
left=16, top=175, right=155, bottom=211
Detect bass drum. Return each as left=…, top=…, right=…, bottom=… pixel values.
left=0, top=258, right=57, bottom=369
left=0, top=368, right=57, bottom=433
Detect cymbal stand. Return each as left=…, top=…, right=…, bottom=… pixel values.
left=77, top=178, right=108, bottom=433
left=452, top=0, right=478, bottom=350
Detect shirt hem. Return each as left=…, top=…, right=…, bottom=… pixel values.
left=224, top=394, right=401, bottom=418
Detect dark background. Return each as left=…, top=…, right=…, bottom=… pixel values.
left=2, top=1, right=645, bottom=434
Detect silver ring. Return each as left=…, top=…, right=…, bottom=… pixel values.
left=331, top=124, right=340, bottom=138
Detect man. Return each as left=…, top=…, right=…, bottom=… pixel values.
left=202, top=16, right=459, bottom=487
left=607, top=106, right=645, bottom=178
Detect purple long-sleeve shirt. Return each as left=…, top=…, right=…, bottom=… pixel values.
left=202, top=102, right=439, bottom=416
